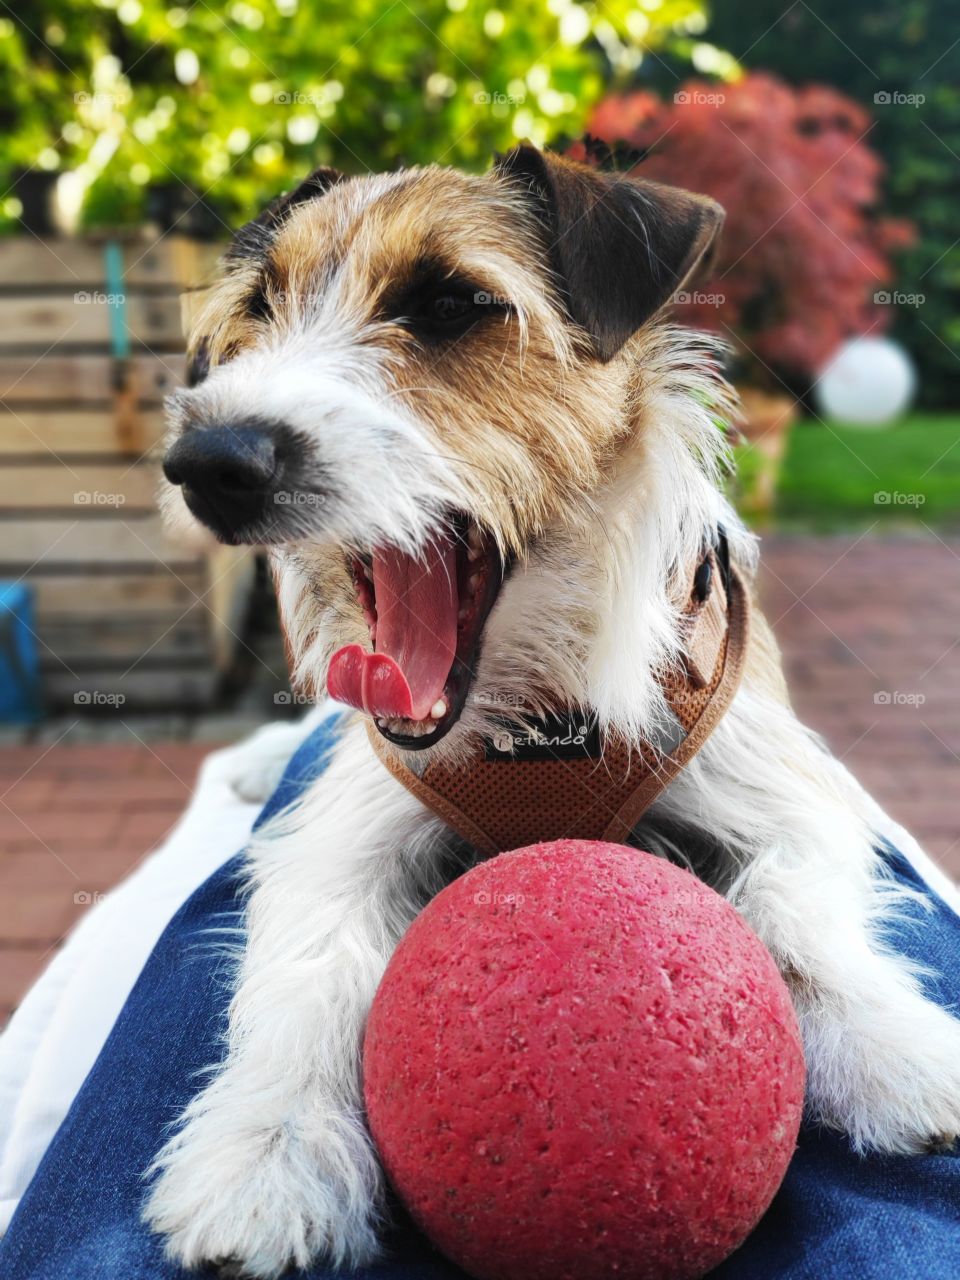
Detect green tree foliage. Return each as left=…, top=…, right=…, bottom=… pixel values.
left=703, top=0, right=960, bottom=407
left=0, top=0, right=706, bottom=234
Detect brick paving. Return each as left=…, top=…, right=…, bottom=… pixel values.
left=0, top=743, right=215, bottom=1022
left=758, top=535, right=960, bottom=875
left=1, top=534, right=959, bottom=1023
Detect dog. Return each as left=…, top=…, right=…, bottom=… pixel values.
left=148, top=145, right=960, bottom=1277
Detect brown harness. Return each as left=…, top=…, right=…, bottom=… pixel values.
left=367, top=539, right=750, bottom=857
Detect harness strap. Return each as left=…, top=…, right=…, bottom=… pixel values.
left=367, top=546, right=750, bottom=857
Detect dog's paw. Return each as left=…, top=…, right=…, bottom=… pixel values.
left=225, top=756, right=290, bottom=806
left=804, top=990, right=960, bottom=1155
left=143, top=1103, right=383, bottom=1278
left=207, top=713, right=327, bottom=806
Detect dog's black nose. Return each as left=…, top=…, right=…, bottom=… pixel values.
left=163, top=425, right=277, bottom=491
left=163, top=425, right=279, bottom=541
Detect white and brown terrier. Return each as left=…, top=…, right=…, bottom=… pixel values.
left=150, top=146, right=960, bottom=1277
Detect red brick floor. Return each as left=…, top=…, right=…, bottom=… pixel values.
left=759, top=535, right=960, bottom=877
left=0, top=743, right=217, bottom=1023
left=1, top=534, right=959, bottom=1023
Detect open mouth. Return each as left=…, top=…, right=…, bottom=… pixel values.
left=326, top=515, right=506, bottom=749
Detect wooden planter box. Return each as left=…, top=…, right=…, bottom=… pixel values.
left=735, top=386, right=799, bottom=519
left=0, top=233, right=254, bottom=712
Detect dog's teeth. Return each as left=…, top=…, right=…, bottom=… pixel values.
left=468, top=574, right=480, bottom=593
left=430, top=699, right=447, bottom=720
left=468, top=526, right=483, bottom=550
left=423, top=722, right=438, bottom=734
left=467, top=547, right=481, bottom=562
left=458, top=607, right=469, bottom=621
left=363, top=565, right=373, bottom=580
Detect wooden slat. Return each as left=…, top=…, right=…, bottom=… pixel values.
left=0, top=353, right=185, bottom=403
left=0, top=409, right=165, bottom=456
left=0, top=236, right=223, bottom=289
left=32, top=571, right=205, bottom=619
left=0, top=462, right=159, bottom=511
left=0, top=295, right=183, bottom=348
left=40, top=616, right=211, bottom=663
left=0, top=516, right=203, bottom=570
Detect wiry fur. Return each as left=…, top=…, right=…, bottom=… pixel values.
left=146, top=155, right=960, bottom=1277
left=144, top=721, right=465, bottom=1273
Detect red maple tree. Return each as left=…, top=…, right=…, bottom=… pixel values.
left=582, top=74, right=913, bottom=388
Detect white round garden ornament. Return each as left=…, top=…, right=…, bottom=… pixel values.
left=815, top=336, right=916, bottom=427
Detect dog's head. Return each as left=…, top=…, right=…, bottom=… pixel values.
left=162, top=146, right=724, bottom=749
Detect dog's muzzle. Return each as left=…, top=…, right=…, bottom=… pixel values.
left=163, top=421, right=297, bottom=544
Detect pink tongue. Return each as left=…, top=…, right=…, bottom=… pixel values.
left=326, top=534, right=458, bottom=720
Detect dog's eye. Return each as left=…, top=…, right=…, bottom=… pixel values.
left=392, top=276, right=507, bottom=343
left=428, top=292, right=473, bottom=324
left=407, top=287, right=482, bottom=339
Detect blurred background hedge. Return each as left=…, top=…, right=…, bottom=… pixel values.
left=0, top=0, right=953, bottom=414
left=704, top=0, right=960, bottom=410
left=0, top=0, right=708, bottom=229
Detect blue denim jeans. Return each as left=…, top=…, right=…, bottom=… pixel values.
left=2, top=717, right=959, bottom=1279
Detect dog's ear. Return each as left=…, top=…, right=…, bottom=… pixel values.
left=225, top=166, right=345, bottom=264
left=494, top=144, right=723, bottom=361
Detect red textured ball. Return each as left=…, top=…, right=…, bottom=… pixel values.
left=364, top=840, right=805, bottom=1280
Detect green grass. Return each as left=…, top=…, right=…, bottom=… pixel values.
left=733, top=414, right=960, bottom=531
